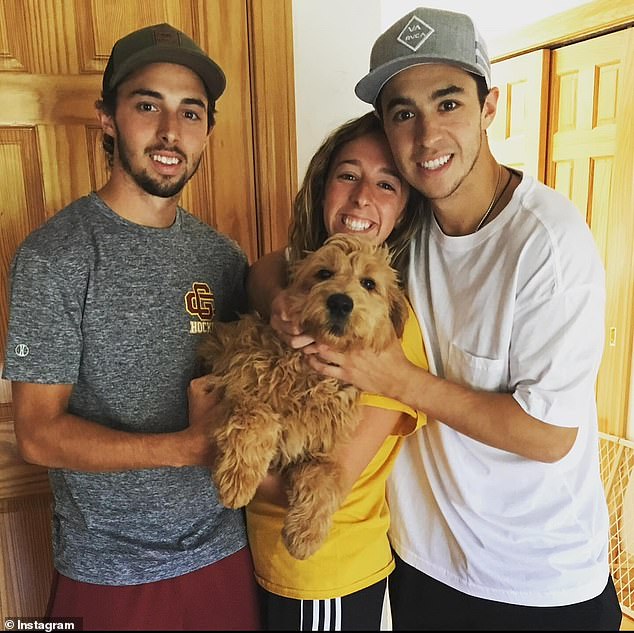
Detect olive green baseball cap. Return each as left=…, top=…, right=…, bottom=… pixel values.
left=103, top=23, right=226, bottom=101
left=356, top=7, right=491, bottom=107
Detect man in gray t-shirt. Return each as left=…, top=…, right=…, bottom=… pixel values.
left=3, top=23, right=261, bottom=631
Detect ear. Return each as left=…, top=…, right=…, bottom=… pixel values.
left=481, top=86, right=499, bottom=132
left=97, top=107, right=116, bottom=138
left=388, top=286, right=408, bottom=339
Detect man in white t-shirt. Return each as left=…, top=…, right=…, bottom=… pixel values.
left=304, top=6, right=621, bottom=630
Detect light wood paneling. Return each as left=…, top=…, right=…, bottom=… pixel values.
left=0, top=495, right=53, bottom=620
left=547, top=28, right=634, bottom=436
left=247, top=0, right=298, bottom=254
left=489, top=50, right=550, bottom=181
left=181, top=0, right=257, bottom=254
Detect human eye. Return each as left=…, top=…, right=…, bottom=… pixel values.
left=183, top=109, right=203, bottom=121
left=337, top=171, right=357, bottom=182
left=378, top=181, right=397, bottom=192
left=392, top=109, right=414, bottom=123
left=439, top=100, right=459, bottom=112
left=137, top=102, right=158, bottom=113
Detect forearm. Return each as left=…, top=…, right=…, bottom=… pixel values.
left=12, top=381, right=211, bottom=472
left=395, top=365, right=577, bottom=462
left=246, top=248, right=287, bottom=319
left=15, top=411, right=208, bottom=471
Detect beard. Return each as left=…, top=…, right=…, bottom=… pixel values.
left=115, top=126, right=203, bottom=198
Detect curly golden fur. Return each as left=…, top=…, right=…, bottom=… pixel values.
left=198, top=234, right=408, bottom=559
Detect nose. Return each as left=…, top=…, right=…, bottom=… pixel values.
left=327, top=293, right=353, bottom=319
left=351, top=180, right=372, bottom=207
left=415, top=115, right=442, bottom=148
left=158, top=110, right=179, bottom=145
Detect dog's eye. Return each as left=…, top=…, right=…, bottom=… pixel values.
left=316, top=269, right=333, bottom=280
left=361, top=278, right=376, bottom=291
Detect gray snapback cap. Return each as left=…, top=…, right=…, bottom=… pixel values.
left=356, top=7, right=491, bottom=106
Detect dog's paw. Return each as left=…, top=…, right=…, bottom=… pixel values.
left=217, top=484, right=255, bottom=509
left=282, top=517, right=330, bottom=560
left=214, top=469, right=259, bottom=509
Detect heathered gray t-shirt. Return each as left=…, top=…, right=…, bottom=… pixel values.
left=3, top=193, right=249, bottom=585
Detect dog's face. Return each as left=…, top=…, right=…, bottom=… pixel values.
left=286, top=234, right=407, bottom=352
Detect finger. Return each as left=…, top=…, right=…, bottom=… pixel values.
left=311, top=344, right=344, bottom=366
left=288, top=334, right=316, bottom=350
left=271, top=315, right=302, bottom=337
left=306, top=354, right=342, bottom=378
left=188, top=375, right=207, bottom=393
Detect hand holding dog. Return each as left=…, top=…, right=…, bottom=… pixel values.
left=305, top=337, right=414, bottom=403
left=185, top=377, right=222, bottom=467
left=270, top=289, right=316, bottom=350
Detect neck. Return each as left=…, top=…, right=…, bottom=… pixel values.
left=432, top=148, right=504, bottom=236
left=97, top=170, right=180, bottom=228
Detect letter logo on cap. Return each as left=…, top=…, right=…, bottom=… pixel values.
left=397, top=16, right=434, bottom=52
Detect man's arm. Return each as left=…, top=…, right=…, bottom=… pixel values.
left=12, top=377, right=216, bottom=471
left=304, top=340, right=577, bottom=463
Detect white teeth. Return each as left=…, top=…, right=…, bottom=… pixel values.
left=343, top=216, right=371, bottom=231
left=421, top=154, right=451, bottom=170
left=152, top=155, right=180, bottom=165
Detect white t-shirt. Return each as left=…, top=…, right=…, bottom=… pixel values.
left=388, top=173, right=610, bottom=606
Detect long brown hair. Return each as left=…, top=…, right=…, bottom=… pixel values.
left=287, top=112, right=425, bottom=283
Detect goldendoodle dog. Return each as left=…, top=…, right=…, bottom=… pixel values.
left=199, top=233, right=407, bottom=559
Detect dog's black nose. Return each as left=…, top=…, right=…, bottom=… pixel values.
left=327, top=293, right=353, bottom=319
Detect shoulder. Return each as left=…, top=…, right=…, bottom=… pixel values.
left=13, top=194, right=99, bottom=273
left=518, top=176, right=592, bottom=243
left=179, top=210, right=248, bottom=263
left=513, top=176, right=604, bottom=290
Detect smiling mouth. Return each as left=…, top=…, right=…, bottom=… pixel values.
left=342, top=216, right=372, bottom=231
left=420, top=154, right=451, bottom=170
left=151, top=154, right=182, bottom=166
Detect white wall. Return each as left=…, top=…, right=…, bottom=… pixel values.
left=291, top=0, right=381, bottom=185
left=292, top=0, right=593, bottom=182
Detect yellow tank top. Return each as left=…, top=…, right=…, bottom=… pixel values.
left=246, top=302, right=428, bottom=599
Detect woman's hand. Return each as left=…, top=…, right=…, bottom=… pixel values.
left=270, top=289, right=316, bottom=349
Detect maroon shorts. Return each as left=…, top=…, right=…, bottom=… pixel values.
left=47, top=547, right=262, bottom=630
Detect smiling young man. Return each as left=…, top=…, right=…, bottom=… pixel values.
left=3, top=24, right=260, bottom=630
left=299, top=6, right=621, bottom=631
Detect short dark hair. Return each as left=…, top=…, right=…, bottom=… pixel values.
left=471, top=72, right=489, bottom=109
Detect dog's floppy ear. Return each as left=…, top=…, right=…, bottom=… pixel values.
left=388, top=285, right=408, bottom=339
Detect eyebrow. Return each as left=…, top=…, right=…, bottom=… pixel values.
left=128, top=88, right=207, bottom=110
left=385, top=84, right=466, bottom=111
left=431, top=84, right=465, bottom=100
left=335, top=158, right=401, bottom=180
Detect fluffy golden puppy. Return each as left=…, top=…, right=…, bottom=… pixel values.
left=199, top=233, right=407, bottom=559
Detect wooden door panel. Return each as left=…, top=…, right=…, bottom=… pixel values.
left=548, top=28, right=634, bottom=437
left=489, top=49, right=550, bottom=181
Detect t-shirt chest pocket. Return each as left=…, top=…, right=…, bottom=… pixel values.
left=446, top=342, right=507, bottom=392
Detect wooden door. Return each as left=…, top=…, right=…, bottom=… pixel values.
left=0, top=0, right=296, bottom=619
left=489, top=49, right=550, bottom=182
left=547, top=27, right=634, bottom=437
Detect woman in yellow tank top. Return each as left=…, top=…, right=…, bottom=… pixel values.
left=247, top=112, right=429, bottom=631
